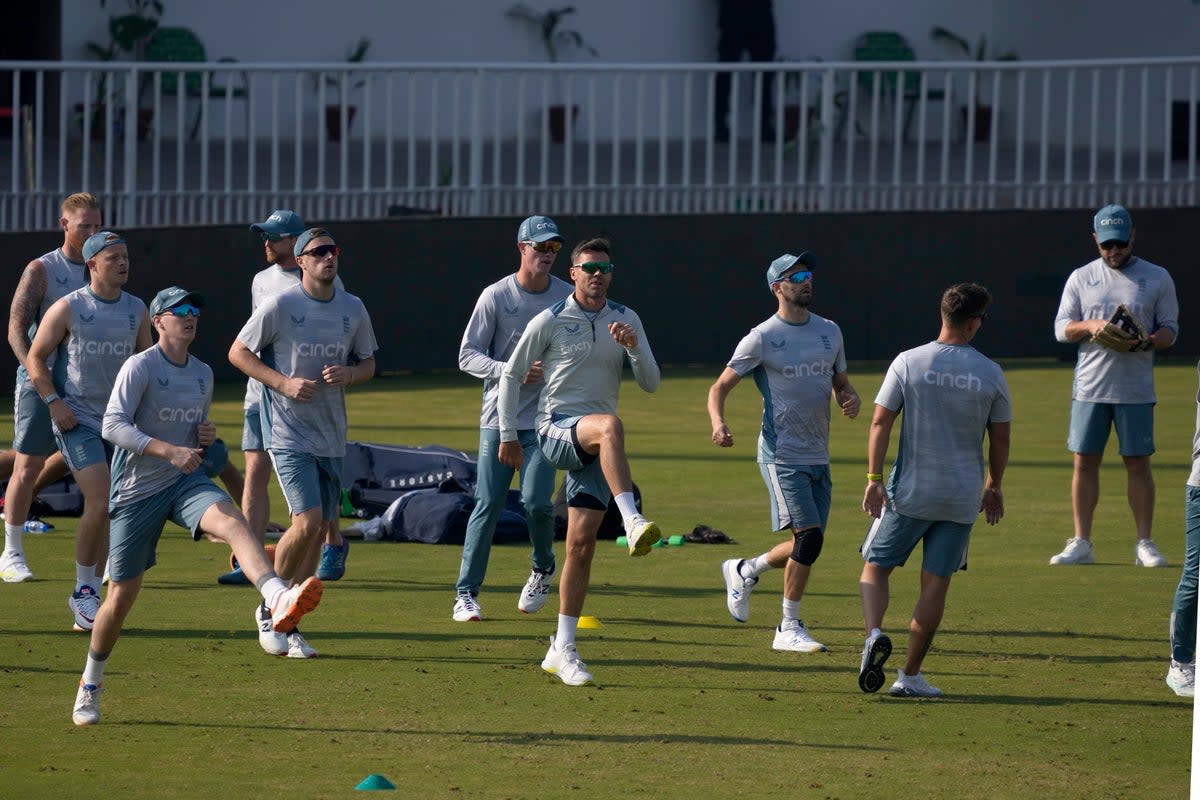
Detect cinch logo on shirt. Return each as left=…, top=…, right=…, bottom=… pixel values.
left=782, top=361, right=833, bottom=379
left=923, top=370, right=983, bottom=391
left=560, top=340, right=591, bottom=356
left=297, top=342, right=349, bottom=359
left=157, top=406, right=205, bottom=423
left=83, top=340, right=134, bottom=357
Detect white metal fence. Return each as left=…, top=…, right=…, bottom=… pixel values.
left=1, top=56, right=1198, bottom=230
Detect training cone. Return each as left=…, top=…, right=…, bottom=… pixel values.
left=578, top=615, right=604, bottom=629
left=668, top=535, right=685, bottom=546
left=616, top=535, right=628, bottom=546
left=355, top=774, right=396, bottom=791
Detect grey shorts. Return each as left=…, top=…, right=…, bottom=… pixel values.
left=758, top=462, right=831, bottom=532
left=538, top=415, right=608, bottom=508
left=270, top=448, right=343, bottom=520
left=56, top=424, right=112, bottom=473
left=241, top=405, right=270, bottom=451
left=107, top=470, right=232, bottom=582
left=1067, top=400, right=1155, bottom=457
left=860, top=507, right=973, bottom=578
left=12, top=381, right=56, bottom=456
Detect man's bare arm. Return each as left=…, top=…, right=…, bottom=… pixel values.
left=8, top=259, right=47, bottom=366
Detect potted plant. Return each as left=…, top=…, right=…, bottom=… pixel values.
left=930, top=26, right=1017, bottom=143
left=82, top=0, right=163, bottom=140
left=320, top=37, right=370, bottom=142
left=505, top=4, right=598, bottom=142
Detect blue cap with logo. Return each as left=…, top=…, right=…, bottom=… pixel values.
left=1093, top=204, right=1132, bottom=244
left=766, top=251, right=816, bottom=288
left=82, top=231, right=126, bottom=262
left=149, top=286, right=206, bottom=316
left=250, top=209, right=306, bottom=238
left=294, top=227, right=334, bottom=259
left=517, top=215, right=562, bottom=243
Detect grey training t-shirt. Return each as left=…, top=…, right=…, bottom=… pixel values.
left=59, top=287, right=147, bottom=432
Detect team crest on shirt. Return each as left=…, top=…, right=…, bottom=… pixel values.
left=769, top=339, right=787, bottom=350
left=128, top=314, right=137, bottom=331
left=79, top=313, right=95, bottom=324
left=157, top=377, right=169, bottom=387
left=819, top=335, right=832, bottom=351
left=565, top=323, right=580, bottom=333
left=342, top=316, right=350, bottom=333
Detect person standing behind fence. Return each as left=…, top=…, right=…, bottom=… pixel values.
left=0, top=192, right=99, bottom=584
left=453, top=215, right=572, bottom=623
left=26, top=231, right=152, bottom=632
left=858, top=283, right=1010, bottom=698
left=714, top=0, right=777, bottom=142
left=498, top=236, right=661, bottom=687
left=709, top=251, right=861, bottom=654
left=229, top=227, right=377, bottom=658
left=1166, top=361, right=1200, bottom=698
left=1049, top=204, right=1178, bottom=567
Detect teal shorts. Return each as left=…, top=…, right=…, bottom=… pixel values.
left=538, top=415, right=608, bottom=510
left=270, top=448, right=343, bottom=520
left=860, top=507, right=973, bottom=578
left=242, top=404, right=272, bottom=451
left=56, top=424, right=112, bottom=473
left=1068, top=400, right=1155, bottom=457
left=758, top=462, right=831, bottom=532
left=107, top=470, right=231, bottom=582
left=12, top=381, right=57, bottom=456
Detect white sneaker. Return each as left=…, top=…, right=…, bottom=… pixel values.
left=858, top=632, right=893, bottom=693
left=72, top=681, right=102, bottom=725
left=517, top=568, right=553, bottom=614
left=771, top=619, right=827, bottom=653
left=255, top=602, right=288, bottom=656
left=269, top=576, right=324, bottom=633
left=1049, top=538, right=1094, bottom=565
left=68, top=585, right=101, bottom=631
left=286, top=630, right=319, bottom=659
left=0, top=550, right=34, bottom=583
left=1135, top=539, right=1168, bottom=567
left=452, top=593, right=482, bottom=622
left=540, top=635, right=594, bottom=686
left=626, top=516, right=661, bottom=557
left=720, top=559, right=758, bottom=623
left=889, top=668, right=942, bottom=697
left=1167, top=661, right=1196, bottom=697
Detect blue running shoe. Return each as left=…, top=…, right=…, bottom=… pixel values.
left=217, top=565, right=251, bottom=586
left=315, top=538, right=349, bottom=581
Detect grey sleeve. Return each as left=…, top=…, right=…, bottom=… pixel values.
left=1053, top=273, right=1081, bottom=343
left=625, top=312, right=660, bottom=393
left=102, top=358, right=152, bottom=455
left=458, top=292, right=503, bottom=380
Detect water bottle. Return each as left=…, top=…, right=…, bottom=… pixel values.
left=24, top=519, right=53, bottom=533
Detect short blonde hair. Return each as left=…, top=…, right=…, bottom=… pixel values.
left=61, top=192, right=101, bottom=215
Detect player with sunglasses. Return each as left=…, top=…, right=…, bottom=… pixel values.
left=230, top=227, right=378, bottom=658
left=70, top=286, right=323, bottom=725
left=1051, top=204, right=1179, bottom=568
left=453, top=215, right=573, bottom=623
left=709, top=251, right=862, bottom=655
left=497, top=236, right=661, bottom=686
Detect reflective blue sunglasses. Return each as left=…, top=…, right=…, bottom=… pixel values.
left=164, top=303, right=201, bottom=317
left=779, top=270, right=813, bottom=283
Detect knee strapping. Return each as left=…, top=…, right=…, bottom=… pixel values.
left=790, top=527, right=824, bottom=566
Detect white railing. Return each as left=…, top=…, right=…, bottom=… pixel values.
left=1, top=57, right=1198, bottom=230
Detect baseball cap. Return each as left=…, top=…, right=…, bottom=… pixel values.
left=766, top=251, right=817, bottom=288
left=517, top=215, right=562, bottom=243
left=1093, top=204, right=1132, bottom=243
left=82, top=231, right=126, bottom=262
left=250, top=209, right=306, bottom=238
left=294, top=227, right=335, bottom=258
left=149, top=286, right=206, bottom=316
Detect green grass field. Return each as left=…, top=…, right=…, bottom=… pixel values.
left=0, top=361, right=1195, bottom=799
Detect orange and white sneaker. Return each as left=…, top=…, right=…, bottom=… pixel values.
left=269, top=576, right=324, bottom=633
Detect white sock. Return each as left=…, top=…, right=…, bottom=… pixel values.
left=82, top=653, right=108, bottom=687
left=743, top=553, right=772, bottom=578
left=781, top=598, right=799, bottom=625
left=76, top=562, right=96, bottom=592
left=614, top=492, right=639, bottom=522
left=261, top=577, right=289, bottom=609
left=870, top=627, right=883, bottom=639
left=4, top=522, right=22, bottom=554
left=555, top=614, right=579, bottom=649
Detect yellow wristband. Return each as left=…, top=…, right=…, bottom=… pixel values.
left=866, top=473, right=883, bottom=481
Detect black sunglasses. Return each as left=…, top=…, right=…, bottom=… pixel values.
left=573, top=261, right=614, bottom=274
left=299, top=244, right=340, bottom=259
left=1099, top=240, right=1129, bottom=250
left=259, top=232, right=291, bottom=243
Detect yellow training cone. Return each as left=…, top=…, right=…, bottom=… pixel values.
left=578, top=615, right=604, bottom=629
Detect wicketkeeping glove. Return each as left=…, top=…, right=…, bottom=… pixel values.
left=1091, top=304, right=1153, bottom=352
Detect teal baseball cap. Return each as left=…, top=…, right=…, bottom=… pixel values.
left=82, top=231, right=126, bottom=261
left=1094, top=204, right=1132, bottom=244
left=517, top=215, right=562, bottom=243
left=766, top=251, right=816, bottom=288
left=149, top=286, right=206, bottom=316
left=250, top=209, right=306, bottom=238
left=294, top=227, right=334, bottom=258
